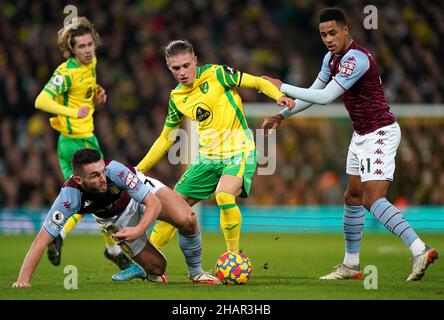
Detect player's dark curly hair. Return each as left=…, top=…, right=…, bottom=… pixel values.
left=72, top=148, right=102, bottom=175
left=319, top=7, right=348, bottom=25
left=162, top=39, right=194, bottom=58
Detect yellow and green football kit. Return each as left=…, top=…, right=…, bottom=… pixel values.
left=36, top=56, right=102, bottom=178
left=35, top=57, right=117, bottom=254
left=138, top=64, right=285, bottom=252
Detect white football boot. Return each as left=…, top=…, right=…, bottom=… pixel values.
left=319, top=264, right=363, bottom=280
left=406, top=246, right=438, bottom=281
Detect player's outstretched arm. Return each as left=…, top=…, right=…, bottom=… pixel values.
left=262, top=76, right=332, bottom=120
left=136, top=125, right=179, bottom=174
left=112, top=192, right=162, bottom=242
left=239, top=73, right=294, bottom=110
left=12, top=228, right=53, bottom=288
left=280, top=79, right=345, bottom=105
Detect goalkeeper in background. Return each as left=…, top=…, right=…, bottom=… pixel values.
left=34, top=16, right=132, bottom=270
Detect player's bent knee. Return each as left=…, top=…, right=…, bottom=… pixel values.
left=178, top=212, right=198, bottom=235
left=344, top=191, right=362, bottom=206
left=362, top=195, right=382, bottom=211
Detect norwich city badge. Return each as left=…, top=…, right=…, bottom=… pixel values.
left=199, top=81, right=209, bottom=94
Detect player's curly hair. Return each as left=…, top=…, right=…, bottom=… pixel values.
left=57, top=16, right=102, bottom=59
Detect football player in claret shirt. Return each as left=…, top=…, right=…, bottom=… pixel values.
left=12, top=148, right=220, bottom=287
left=34, top=17, right=132, bottom=270
left=261, top=7, right=438, bottom=281
left=112, top=40, right=295, bottom=281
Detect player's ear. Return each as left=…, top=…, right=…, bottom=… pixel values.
left=73, top=175, right=82, bottom=185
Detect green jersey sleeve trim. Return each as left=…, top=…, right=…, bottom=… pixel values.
left=166, top=98, right=184, bottom=125
left=43, top=87, right=57, bottom=98
left=196, top=64, right=213, bottom=79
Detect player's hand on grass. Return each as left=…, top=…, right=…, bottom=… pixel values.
left=77, top=106, right=90, bottom=119
left=12, top=281, right=31, bottom=288
left=277, top=96, right=295, bottom=110
left=112, top=226, right=143, bottom=242
left=95, top=85, right=107, bottom=104
left=261, top=114, right=284, bottom=136
left=262, top=75, right=283, bottom=90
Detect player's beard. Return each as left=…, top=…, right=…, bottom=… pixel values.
left=83, top=181, right=107, bottom=194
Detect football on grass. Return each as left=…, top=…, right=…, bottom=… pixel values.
left=215, top=251, right=252, bottom=284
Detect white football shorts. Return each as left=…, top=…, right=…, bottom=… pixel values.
left=346, top=122, right=401, bottom=182
left=94, top=172, right=165, bottom=257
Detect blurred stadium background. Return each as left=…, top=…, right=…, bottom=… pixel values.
left=1, top=0, right=443, bottom=236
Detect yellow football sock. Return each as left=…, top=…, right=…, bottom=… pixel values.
left=150, top=220, right=177, bottom=250
left=61, top=213, right=83, bottom=238
left=216, top=192, right=242, bottom=252
left=103, top=232, right=118, bottom=247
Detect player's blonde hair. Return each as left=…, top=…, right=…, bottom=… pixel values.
left=57, top=16, right=102, bottom=59
left=163, top=39, right=195, bottom=58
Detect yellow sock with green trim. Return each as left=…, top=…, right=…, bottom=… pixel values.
left=150, top=220, right=177, bottom=250
left=61, top=213, right=83, bottom=239
left=216, top=192, right=242, bottom=252
left=103, top=232, right=118, bottom=247
left=99, top=226, right=122, bottom=255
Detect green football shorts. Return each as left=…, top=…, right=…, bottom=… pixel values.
left=58, top=134, right=102, bottom=179
left=174, top=150, right=257, bottom=200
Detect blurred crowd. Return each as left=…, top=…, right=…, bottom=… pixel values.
left=0, top=0, right=443, bottom=208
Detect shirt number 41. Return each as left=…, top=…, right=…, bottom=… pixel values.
left=360, top=158, right=371, bottom=174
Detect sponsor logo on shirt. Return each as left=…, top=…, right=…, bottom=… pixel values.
left=223, top=65, right=237, bottom=75
left=339, top=59, right=356, bottom=77
left=193, top=103, right=213, bottom=127
left=125, top=172, right=139, bottom=190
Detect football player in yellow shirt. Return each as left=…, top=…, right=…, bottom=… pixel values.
left=138, top=40, right=294, bottom=257
left=34, top=16, right=132, bottom=270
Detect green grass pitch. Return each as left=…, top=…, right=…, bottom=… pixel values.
left=1, top=232, right=443, bottom=300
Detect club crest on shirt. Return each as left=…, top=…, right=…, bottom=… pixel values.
left=108, top=183, right=120, bottom=194
left=199, top=81, right=209, bottom=94
left=193, top=103, right=213, bottom=127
